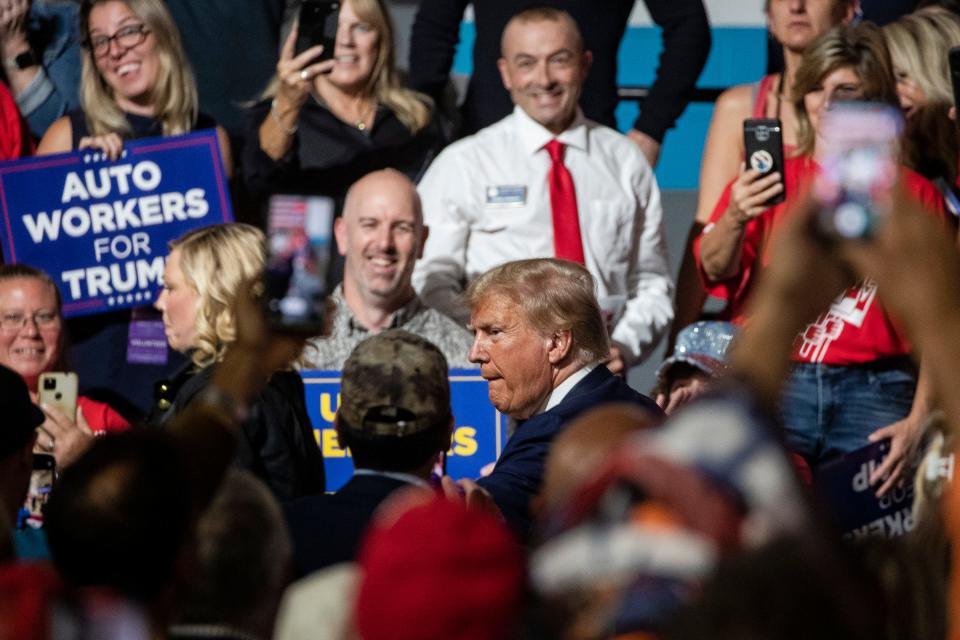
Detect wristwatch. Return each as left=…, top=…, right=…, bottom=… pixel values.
left=3, top=49, right=39, bottom=71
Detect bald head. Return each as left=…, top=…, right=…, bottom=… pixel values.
left=335, top=170, right=428, bottom=314
left=343, top=169, right=423, bottom=226
left=500, top=7, right=584, bottom=57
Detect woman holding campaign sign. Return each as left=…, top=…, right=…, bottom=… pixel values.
left=243, top=0, right=443, bottom=200
left=695, top=24, right=947, bottom=496
left=35, top=0, right=231, bottom=174
left=32, top=0, right=233, bottom=420
left=149, top=223, right=325, bottom=502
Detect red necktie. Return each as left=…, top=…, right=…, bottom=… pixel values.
left=544, top=139, right=585, bottom=264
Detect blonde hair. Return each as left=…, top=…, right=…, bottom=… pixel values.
left=792, top=23, right=900, bottom=157
left=265, top=0, right=432, bottom=133
left=169, top=224, right=265, bottom=369
left=464, top=259, right=610, bottom=366
left=79, top=0, right=199, bottom=137
left=884, top=7, right=960, bottom=183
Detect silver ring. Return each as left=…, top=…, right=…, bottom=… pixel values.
left=299, top=69, right=309, bottom=81
left=44, top=438, right=55, bottom=452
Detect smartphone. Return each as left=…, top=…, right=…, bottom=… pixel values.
left=813, top=102, right=902, bottom=240
left=21, top=453, right=56, bottom=529
left=265, top=194, right=335, bottom=333
left=743, top=118, right=786, bottom=206
left=38, top=372, right=78, bottom=418
left=949, top=46, right=960, bottom=118
left=295, top=0, right=340, bottom=58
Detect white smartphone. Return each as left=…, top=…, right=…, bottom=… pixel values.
left=38, top=372, right=78, bottom=418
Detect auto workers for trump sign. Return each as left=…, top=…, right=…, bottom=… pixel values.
left=0, top=130, right=233, bottom=317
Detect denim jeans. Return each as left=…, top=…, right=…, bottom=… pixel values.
left=779, top=357, right=917, bottom=466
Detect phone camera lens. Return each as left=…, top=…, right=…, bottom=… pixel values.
left=43, top=378, right=56, bottom=390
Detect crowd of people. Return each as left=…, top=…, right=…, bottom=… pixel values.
left=3, top=0, right=960, bottom=638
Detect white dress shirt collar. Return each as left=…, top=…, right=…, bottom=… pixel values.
left=538, top=363, right=596, bottom=416
left=513, top=105, right=589, bottom=157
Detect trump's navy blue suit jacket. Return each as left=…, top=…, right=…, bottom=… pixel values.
left=477, top=366, right=661, bottom=539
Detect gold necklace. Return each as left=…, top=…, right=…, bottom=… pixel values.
left=354, top=99, right=375, bottom=131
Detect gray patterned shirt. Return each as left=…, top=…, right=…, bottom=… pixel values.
left=299, top=286, right=477, bottom=370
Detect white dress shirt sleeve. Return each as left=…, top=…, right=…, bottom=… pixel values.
left=413, top=146, right=473, bottom=324
left=610, top=158, right=674, bottom=366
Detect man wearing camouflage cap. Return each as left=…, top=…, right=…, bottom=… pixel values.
left=283, top=329, right=454, bottom=577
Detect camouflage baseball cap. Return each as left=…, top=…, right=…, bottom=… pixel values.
left=339, top=330, right=451, bottom=438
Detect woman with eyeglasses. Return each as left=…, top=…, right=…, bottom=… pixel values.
left=696, top=24, right=948, bottom=491
left=35, top=0, right=231, bottom=170
left=0, top=265, right=129, bottom=469
left=31, top=0, right=232, bottom=421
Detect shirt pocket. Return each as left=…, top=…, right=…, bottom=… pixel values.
left=585, top=198, right=634, bottom=260
left=476, top=204, right=530, bottom=233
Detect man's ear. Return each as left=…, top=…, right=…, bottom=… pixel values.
left=546, top=329, right=573, bottom=364
left=333, top=217, right=348, bottom=258
left=581, top=50, right=593, bottom=81
left=497, top=57, right=512, bottom=91
left=440, top=415, right=454, bottom=453
left=334, top=415, right=349, bottom=451
left=417, top=225, right=429, bottom=260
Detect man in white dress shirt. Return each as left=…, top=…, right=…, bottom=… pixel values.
left=413, top=6, right=674, bottom=372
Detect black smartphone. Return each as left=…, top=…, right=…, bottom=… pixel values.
left=950, top=46, right=960, bottom=119
left=295, top=0, right=341, bottom=59
left=264, top=194, right=335, bottom=333
left=743, top=118, right=786, bottom=206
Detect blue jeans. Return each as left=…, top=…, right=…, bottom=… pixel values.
left=780, top=357, right=917, bottom=466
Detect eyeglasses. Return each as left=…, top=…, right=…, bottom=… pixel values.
left=0, top=310, right=60, bottom=331
left=86, top=24, right=150, bottom=57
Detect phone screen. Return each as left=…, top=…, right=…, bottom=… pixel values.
left=295, top=0, right=341, bottom=58
left=813, top=102, right=902, bottom=240
left=21, top=454, right=56, bottom=529
left=265, top=195, right=335, bottom=332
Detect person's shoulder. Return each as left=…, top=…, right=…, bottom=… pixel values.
left=563, top=366, right=661, bottom=415
left=193, top=111, right=220, bottom=132
left=583, top=119, right=656, bottom=175
left=714, top=83, right=756, bottom=119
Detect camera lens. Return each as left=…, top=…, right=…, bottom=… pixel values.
left=43, top=378, right=56, bottom=390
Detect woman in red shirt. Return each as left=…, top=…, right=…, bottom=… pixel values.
left=696, top=23, right=945, bottom=493
left=0, top=264, right=129, bottom=469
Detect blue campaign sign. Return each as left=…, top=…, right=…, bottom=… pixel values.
left=301, top=369, right=506, bottom=491
left=814, top=439, right=915, bottom=539
left=0, top=130, right=233, bottom=317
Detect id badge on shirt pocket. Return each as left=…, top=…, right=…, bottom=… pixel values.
left=485, top=185, right=527, bottom=208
